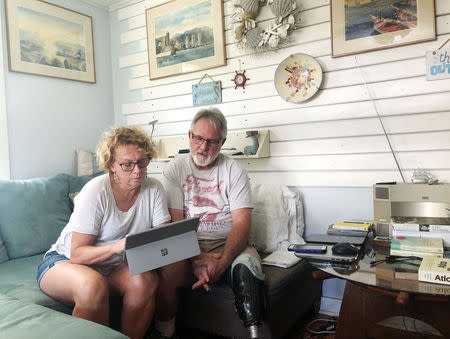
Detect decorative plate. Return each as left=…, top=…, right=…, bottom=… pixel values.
left=274, top=53, right=323, bottom=103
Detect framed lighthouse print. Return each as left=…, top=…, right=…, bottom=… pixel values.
left=331, top=0, right=436, bottom=58
left=5, top=0, right=96, bottom=83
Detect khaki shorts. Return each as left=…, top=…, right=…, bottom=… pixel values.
left=197, top=239, right=265, bottom=281
left=198, top=238, right=227, bottom=253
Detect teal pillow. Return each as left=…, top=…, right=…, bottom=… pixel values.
left=68, top=175, right=93, bottom=195
left=0, top=174, right=75, bottom=259
left=0, top=234, right=8, bottom=264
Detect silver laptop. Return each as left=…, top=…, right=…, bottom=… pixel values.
left=125, top=217, right=200, bottom=276
left=293, top=245, right=360, bottom=263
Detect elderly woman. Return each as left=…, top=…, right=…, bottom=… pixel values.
left=37, top=127, right=170, bottom=339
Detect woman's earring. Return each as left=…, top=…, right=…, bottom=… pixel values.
left=113, top=172, right=117, bottom=184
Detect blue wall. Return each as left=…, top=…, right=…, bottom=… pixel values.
left=1, top=0, right=114, bottom=179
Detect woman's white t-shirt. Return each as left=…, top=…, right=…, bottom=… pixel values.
left=48, top=174, right=170, bottom=273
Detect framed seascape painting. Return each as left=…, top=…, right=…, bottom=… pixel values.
left=146, top=0, right=226, bottom=80
left=331, top=0, right=436, bottom=57
left=5, top=0, right=96, bottom=83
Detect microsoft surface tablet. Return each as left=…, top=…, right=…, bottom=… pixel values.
left=125, top=217, right=200, bottom=275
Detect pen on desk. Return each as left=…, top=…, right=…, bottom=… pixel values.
left=376, top=181, right=397, bottom=185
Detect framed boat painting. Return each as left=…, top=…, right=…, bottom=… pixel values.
left=331, top=0, right=436, bottom=58
left=4, top=0, right=95, bottom=83
left=146, top=0, right=226, bottom=80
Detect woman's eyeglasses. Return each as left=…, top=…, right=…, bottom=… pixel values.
left=191, top=132, right=222, bottom=147
left=118, top=157, right=150, bottom=171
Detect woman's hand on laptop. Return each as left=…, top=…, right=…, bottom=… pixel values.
left=112, top=238, right=126, bottom=254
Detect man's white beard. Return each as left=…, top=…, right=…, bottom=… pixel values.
left=191, top=148, right=220, bottom=167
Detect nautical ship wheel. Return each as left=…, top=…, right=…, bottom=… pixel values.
left=232, top=70, right=249, bottom=89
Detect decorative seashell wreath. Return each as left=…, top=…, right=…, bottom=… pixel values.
left=231, top=0, right=301, bottom=49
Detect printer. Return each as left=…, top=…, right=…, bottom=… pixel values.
left=373, top=183, right=450, bottom=238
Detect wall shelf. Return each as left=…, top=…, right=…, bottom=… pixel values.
left=153, top=129, right=270, bottom=162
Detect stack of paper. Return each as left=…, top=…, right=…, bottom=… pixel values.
left=262, top=250, right=301, bottom=268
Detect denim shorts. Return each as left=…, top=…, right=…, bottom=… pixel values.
left=36, top=251, right=69, bottom=285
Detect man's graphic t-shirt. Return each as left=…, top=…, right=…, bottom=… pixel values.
left=162, top=154, right=252, bottom=240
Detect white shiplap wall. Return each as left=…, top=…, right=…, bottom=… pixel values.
left=115, top=0, right=450, bottom=187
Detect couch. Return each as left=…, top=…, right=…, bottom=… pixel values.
left=0, top=174, right=127, bottom=338
left=0, top=173, right=321, bottom=338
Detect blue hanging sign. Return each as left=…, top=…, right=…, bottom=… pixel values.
left=192, top=81, right=222, bottom=106
left=426, top=49, right=450, bottom=81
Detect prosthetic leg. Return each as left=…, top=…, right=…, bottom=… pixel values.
left=231, top=247, right=265, bottom=339
left=232, top=263, right=265, bottom=338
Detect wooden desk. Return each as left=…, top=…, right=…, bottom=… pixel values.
left=307, top=242, right=450, bottom=338
left=337, top=281, right=449, bottom=338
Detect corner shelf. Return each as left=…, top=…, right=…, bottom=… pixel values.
left=153, top=129, right=270, bottom=162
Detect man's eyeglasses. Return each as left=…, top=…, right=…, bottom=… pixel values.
left=118, top=157, right=150, bottom=171
left=191, top=132, right=222, bottom=147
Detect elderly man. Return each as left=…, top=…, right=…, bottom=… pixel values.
left=155, top=108, right=265, bottom=339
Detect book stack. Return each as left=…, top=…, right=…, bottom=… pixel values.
left=391, top=222, right=450, bottom=248
left=418, top=257, right=450, bottom=285
left=390, top=236, right=444, bottom=258
left=327, top=221, right=373, bottom=237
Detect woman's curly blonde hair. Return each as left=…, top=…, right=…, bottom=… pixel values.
left=96, top=126, right=156, bottom=173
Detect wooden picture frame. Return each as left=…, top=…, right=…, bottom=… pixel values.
left=5, top=0, right=96, bottom=83
left=331, top=0, right=436, bottom=58
left=146, top=0, right=226, bottom=80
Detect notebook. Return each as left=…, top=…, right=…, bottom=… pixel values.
left=125, top=217, right=200, bottom=276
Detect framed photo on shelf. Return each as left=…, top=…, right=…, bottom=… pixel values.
left=330, top=0, right=436, bottom=58
left=4, top=0, right=95, bottom=83
left=146, top=0, right=226, bottom=80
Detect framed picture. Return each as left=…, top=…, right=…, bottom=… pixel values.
left=5, top=0, right=96, bottom=83
left=331, top=0, right=436, bottom=58
left=146, top=0, right=226, bottom=80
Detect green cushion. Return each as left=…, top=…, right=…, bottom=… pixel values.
left=0, top=234, right=8, bottom=264
left=0, top=293, right=127, bottom=339
left=68, top=175, right=92, bottom=195
left=0, top=174, right=76, bottom=259
left=0, top=254, right=72, bottom=314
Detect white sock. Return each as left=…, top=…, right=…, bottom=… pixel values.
left=155, top=317, right=175, bottom=337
